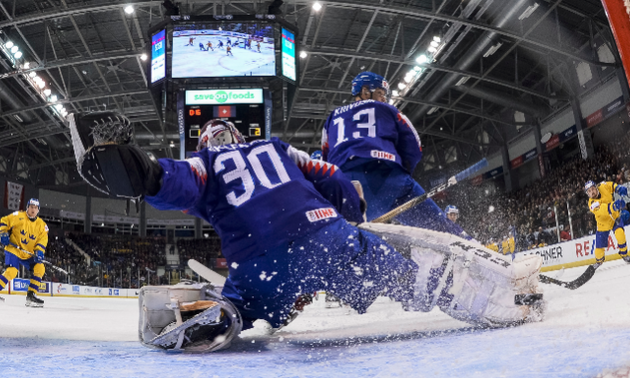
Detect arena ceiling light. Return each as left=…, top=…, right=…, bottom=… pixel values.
left=124, top=5, right=135, bottom=14
left=140, top=53, right=148, bottom=61
left=312, top=2, right=322, bottom=11
left=299, top=51, right=307, bottom=58
left=433, top=36, right=441, bottom=43
left=397, top=82, right=407, bottom=90
left=416, top=54, right=428, bottom=64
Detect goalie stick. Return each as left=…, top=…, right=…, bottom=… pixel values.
left=372, top=158, right=489, bottom=224
left=187, top=259, right=227, bottom=286
left=538, top=264, right=598, bottom=290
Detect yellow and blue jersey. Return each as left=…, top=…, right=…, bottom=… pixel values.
left=588, top=181, right=620, bottom=232
left=0, top=211, right=48, bottom=260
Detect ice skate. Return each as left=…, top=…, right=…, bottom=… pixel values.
left=25, top=291, right=44, bottom=308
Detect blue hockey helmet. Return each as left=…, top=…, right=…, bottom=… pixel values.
left=584, top=180, right=599, bottom=197
left=351, top=71, right=390, bottom=97
left=26, top=198, right=40, bottom=220
left=310, top=150, right=323, bottom=160
left=445, top=205, right=459, bottom=215
left=26, top=198, right=40, bottom=209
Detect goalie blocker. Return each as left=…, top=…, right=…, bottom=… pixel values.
left=68, top=112, right=162, bottom=199
left=359, top=223, right=545, bottom=327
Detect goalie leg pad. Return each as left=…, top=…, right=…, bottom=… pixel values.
left=359, top=223, right=545, bottom=327
left=139, top=282, right=243, bottom=353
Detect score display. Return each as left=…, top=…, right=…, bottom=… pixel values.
left=150, top=29, right=166, bottom=84
left=178, top=88, right=270, bottom=158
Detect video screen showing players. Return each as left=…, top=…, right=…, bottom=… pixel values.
left=172, top=22, right=276, bottom=78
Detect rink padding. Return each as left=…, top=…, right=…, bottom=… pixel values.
left=516, top=227, right=628, bottom=271
left=1, top=279, right=138, bottom=299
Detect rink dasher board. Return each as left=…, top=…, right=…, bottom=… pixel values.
left=515, top=226, right=630, bottom=271
left=0, top=280, right=139, bottom=298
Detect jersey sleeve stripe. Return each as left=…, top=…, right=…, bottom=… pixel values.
left=36, top=243, right=46, bottom=251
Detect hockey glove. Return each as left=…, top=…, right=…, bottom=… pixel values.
left=616, top=185, right=629, bottom=197
left=622, top=210, right=630, bottom=225
left=0, top=232, right=9, bottom=246
left=613, top=199, right=626, bottom=212
left=34, top=251, right=44, bottom=264
left=69, top=112, right=163, bottom=199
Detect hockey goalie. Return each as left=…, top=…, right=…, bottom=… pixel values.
left=69, top=111, right=545, bottom=353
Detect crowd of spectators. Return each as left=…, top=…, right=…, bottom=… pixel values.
left=435, top=128, right=630, bottom=253
left=68, top=233, right=167, bottom=287
left=177, top=236, right=222, bottom=268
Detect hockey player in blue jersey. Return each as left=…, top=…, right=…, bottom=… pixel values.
left=321, top=72, right=463, bottom=236
left=70, top=112, right=545, bottom=353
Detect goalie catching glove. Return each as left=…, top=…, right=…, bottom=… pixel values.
left=69, top=111, right=163, bottom=199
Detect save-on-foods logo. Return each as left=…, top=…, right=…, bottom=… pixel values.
left=187, top=89, right=263, bottom=105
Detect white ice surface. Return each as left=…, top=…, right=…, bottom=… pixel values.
left=2, top=260, right=630, bottom=378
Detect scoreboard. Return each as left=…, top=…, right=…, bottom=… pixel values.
left=177, top=88, right=271, bottom=158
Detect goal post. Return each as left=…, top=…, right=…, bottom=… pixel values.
left=601, top=0, right=630, bottom=83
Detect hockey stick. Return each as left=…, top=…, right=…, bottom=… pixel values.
left=8, top=243, right=70, bottom=276
left=372, top=158, right=489, bottom=224
left=538, top=264, right=598, bottom=290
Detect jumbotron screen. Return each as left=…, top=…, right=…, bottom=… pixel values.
left=172, top=22, right=276, bottom=78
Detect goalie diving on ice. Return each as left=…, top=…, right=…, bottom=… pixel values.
left=70, top=111, right=545, bottom=353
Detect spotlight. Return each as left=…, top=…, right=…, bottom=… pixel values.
left=23, top=62, right=30, bottom=69
left=124, top=5, right=134, bottom=14
left=416, top=54, right=428, bottom=64
left=10, top=45, right=18, bottom=54
left=50, top=95, right=58, bottom=103
left=428, top=46, right=437, bottom=53
left=397, top=82, right=406, bottom=90
left=13, top=51, right=22, bottom=59
left=140, top=53, right=148, bottom=61
left=312, top=2, right=322, bottom=11
left=43, top=89, right=51, bottom=96
left=37, top=81, right=46, bottom=89
left=299, top=51, right=307, bottom=58
left=4, top=41, right=13, bottom=49
left=28, top=71, right=36, bottom=78
left=433, top=36, right=441, bottom=43
left=430, top=41, right=439, bottom=48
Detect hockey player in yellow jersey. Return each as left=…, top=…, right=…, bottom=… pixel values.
left=585, top=180, right=630, bottom=265
left=0, top=198, right=48, bottom=307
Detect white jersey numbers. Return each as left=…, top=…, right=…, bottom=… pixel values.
left=333, top=107, right=376, bottom=146
left=214, top=151, right=254, bottom=207
left=213, top=145, right=291, bottom=207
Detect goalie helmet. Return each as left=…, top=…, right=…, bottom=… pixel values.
left=197, top=119, right=246, bottom=151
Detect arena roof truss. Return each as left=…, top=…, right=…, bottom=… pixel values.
left=0, top=0, right=621, bottom=192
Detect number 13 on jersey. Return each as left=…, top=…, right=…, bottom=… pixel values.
left=333, top=108, right=376, bottom=147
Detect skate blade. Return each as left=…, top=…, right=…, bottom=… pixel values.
left=25, top=302, right=44, bottom=308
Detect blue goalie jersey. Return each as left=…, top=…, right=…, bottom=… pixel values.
left=322, top=100, right=423, bottom=173
left=146, top=138, right=363, bottom=265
